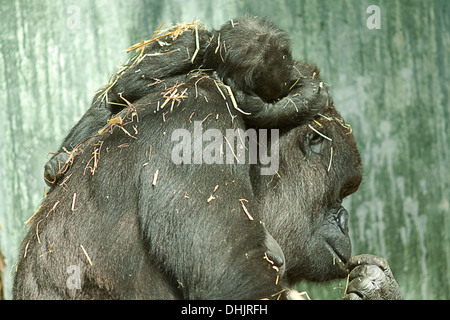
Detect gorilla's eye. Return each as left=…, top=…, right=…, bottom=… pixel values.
left=309, top=132, right=323, bottom=145
left=300, top=132, right=324, bottom=159
left=309, top=133, right=323, bottom=154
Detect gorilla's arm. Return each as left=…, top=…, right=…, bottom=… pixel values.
left=233, top=63, right=329, bottom=128
left=134, top=76, right=290, bottom=299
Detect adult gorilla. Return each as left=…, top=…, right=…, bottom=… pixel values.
left=13, top=75, right=400, bottom=299
left=13, top=23, right=400, bottom=301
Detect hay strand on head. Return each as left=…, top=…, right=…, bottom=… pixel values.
left=71, top=193, right=77, bottom=212
left=191, top=24, right=200, bottom=63
left=224, top=84, right=251, bottom=115
left=80, top=244, right=93, bottom=266
left=327, top=146, right=334, bottom=172
left=308, top=124, right=332, bottom=142
left=127, top=20, right=203, bottom=54
left=152, top=169, right=159, bottom=186
left=239, top=199, right=254, bottom=221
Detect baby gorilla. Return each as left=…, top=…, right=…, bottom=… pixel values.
left=108, top=16, right=293, bottom=107
left=203, top=16, right=293, bottom=103
left=43, top=17, right=328, bottom=187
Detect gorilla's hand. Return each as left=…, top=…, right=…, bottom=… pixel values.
left=44, top=152, right=70, bottom=187
left=344, top=254, right=401, bottom=300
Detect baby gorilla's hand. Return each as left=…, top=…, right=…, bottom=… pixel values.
left=287, top=74, right=329, bottom=118
left=44, top=152, right=70, bottom=187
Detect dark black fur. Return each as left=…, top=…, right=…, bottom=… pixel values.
left=111, top=16, right=295, bottom=107
left=15, top=74, right=288, bottom=299
left=233, top=61, right=328, bottom=128
left=44, top=58, right=328, bottom=186
left=106, top=28, right=211, bottom=108
left=13, top=72, right=348, bottom=299
left=17, top=17, right=402, bottom=300
left=203, top=16, right=293, bottom=103
left=44, top=30, right=328, bottom=186
left=15, top=71, right=402, bottom=300
left=74, top=17, right=326, bottom=147
left=108, top=16, right=327, bottom=120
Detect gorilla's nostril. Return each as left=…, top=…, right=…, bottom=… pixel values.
left=337, top=207, right=349, bottom=234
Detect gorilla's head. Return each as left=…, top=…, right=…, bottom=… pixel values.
left=252, top=103, right=362, bottom=284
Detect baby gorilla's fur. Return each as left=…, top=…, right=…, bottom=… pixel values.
left=204, top=16, right=293, bottom=103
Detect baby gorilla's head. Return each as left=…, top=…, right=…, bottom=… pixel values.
left=204, top=16, right=293, bottom=103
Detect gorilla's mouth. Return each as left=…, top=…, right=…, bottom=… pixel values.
left=325, top=241, right=349, bottom=268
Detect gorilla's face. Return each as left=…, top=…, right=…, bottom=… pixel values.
left=253, top=105, right=362, bottom=284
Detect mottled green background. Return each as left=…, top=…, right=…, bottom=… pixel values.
left=1, top=0, right=448, bottom=299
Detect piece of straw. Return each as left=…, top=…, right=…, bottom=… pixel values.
left=80, top=244, right=93, bottom=266
left=239, top=199, right=254, bottom=221
left=191, top=24, right=200, bottom=63
left=308, top=124, right=332, bottom=141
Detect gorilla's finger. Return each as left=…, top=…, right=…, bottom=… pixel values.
left=346, top=276, right=382, bottom=300
left=348, top=264, right=386, bottom=282
left=343, top=292, right=363, bottom=300
left=347, top=254, right=389, bottom=272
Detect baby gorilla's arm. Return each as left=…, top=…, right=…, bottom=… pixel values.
left=233, top=62, right=329, bottom=128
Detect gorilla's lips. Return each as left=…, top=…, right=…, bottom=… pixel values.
left=325, top=240, right=350, bottom=272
